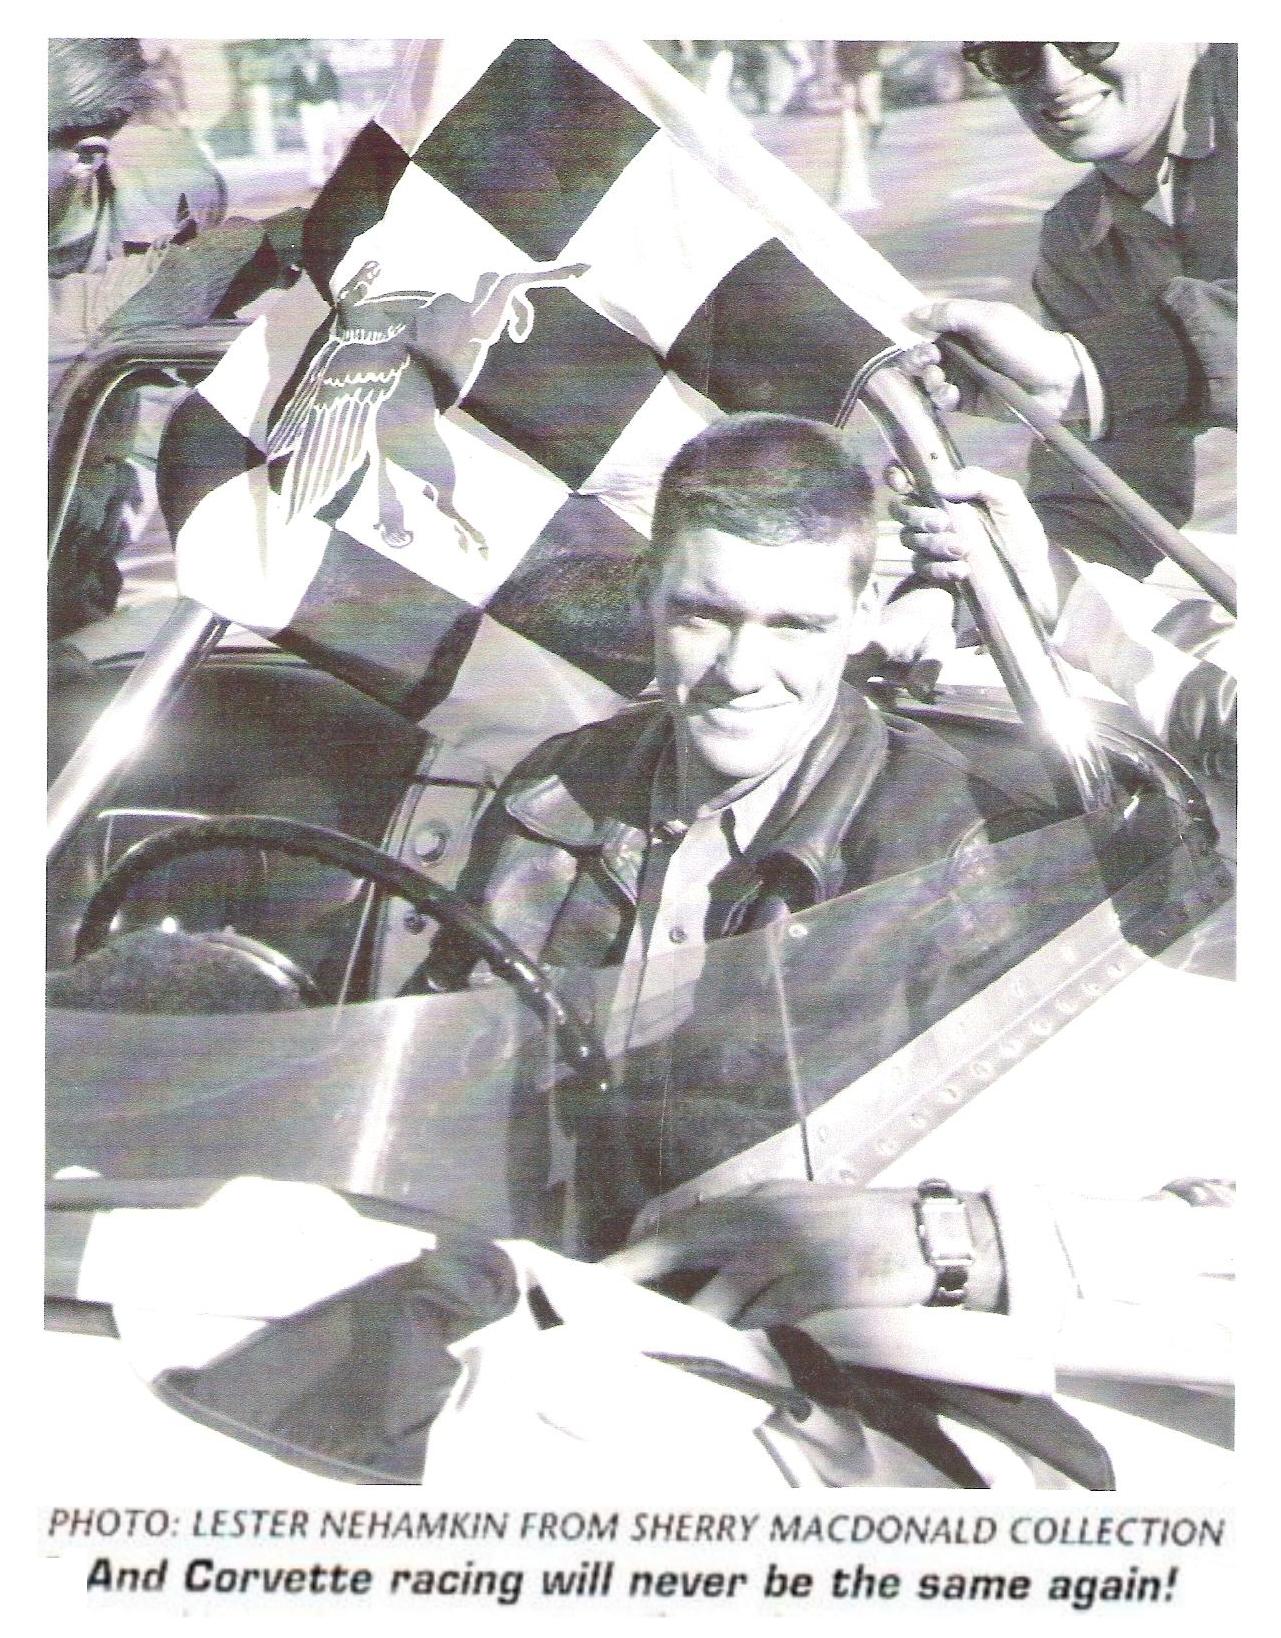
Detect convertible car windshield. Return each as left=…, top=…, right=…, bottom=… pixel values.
left=49, top=774, right=1229, bottom=1247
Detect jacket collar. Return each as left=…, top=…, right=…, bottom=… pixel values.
left=502, top=704, right=667, bottom=901
left=502, top=685, right=889, bottom=906
left=1165, top=45, right=1215, bottom=161
left=741, top=687, right=888, bottom=904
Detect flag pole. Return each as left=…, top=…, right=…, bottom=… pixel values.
left=47, top=598, right=227, bottom=865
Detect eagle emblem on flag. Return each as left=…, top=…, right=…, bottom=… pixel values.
left=161, top=39, right=920, bottom=716
left=266, top=257, right=589, bottom=553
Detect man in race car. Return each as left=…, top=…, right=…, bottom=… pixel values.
left=428, top=412, right=1047, bottom=1249
left=432, top=412, right=1039, bottom=980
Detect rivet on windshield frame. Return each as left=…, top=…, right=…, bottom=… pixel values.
left=786, top=923, right=807, bottom=940
left=412, top=821, right=450, bottom=863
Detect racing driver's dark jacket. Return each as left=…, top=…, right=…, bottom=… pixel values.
left=429, top=683, right=1046, bottom=981
left=427, top=683, right=1056, bottom=1251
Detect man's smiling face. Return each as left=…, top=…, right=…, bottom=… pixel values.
left=650, top=524, right=874, bottom=803
left=1005, top=43, right=1197, bottom=167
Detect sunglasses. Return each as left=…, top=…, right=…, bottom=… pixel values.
left=960, top=42, right=1119, bottom=86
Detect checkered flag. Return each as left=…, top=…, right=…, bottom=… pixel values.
left=159, top=40, right=922, bottom=719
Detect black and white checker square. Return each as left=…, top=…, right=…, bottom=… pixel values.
left=668, top=238, right=893, bottom=422
left=412, top=40, right=660, bottom=262
left=549, top=127, right=775, bottom=356
left=281, top=526, right=482, bottom=718
left=460, top=285, right=667, bottom=491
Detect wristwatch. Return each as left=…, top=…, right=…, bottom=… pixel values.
left=914, top=1179, right=974, bottom=1307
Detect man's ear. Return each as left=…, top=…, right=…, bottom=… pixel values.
left=72, top=137, right=110, bottom=179
left=630, top=558, right=656, bottom=615
left=846, top=575, right=884, bottom=652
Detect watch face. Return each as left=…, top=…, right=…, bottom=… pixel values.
left=917, top=1196, right=974, bottom=1264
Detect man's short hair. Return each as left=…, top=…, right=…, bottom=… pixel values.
left=648, top=413, right=877, bottom=592
left=49, top=38, right=155, bottom=145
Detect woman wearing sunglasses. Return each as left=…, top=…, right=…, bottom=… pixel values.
left=912, top=43, right=1236, bottom=582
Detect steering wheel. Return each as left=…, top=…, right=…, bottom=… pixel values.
left=74, top=814, right=612, bottom=1099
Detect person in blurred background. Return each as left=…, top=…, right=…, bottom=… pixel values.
left=834, top=40, right=885, bottom=147
left=730, top=41, right=771, bottom=114
left=289, top=42, right=344, bottom=189
left=914, top=43, right=1235, bottom=579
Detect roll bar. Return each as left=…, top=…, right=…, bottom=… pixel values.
left=47, top=598, right=228, bottom=864
left=48, top=327, right=241, bottom=865
left=855, top=358, right=1119, bottom=814
left=49, top=322, right=246, bottom=561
